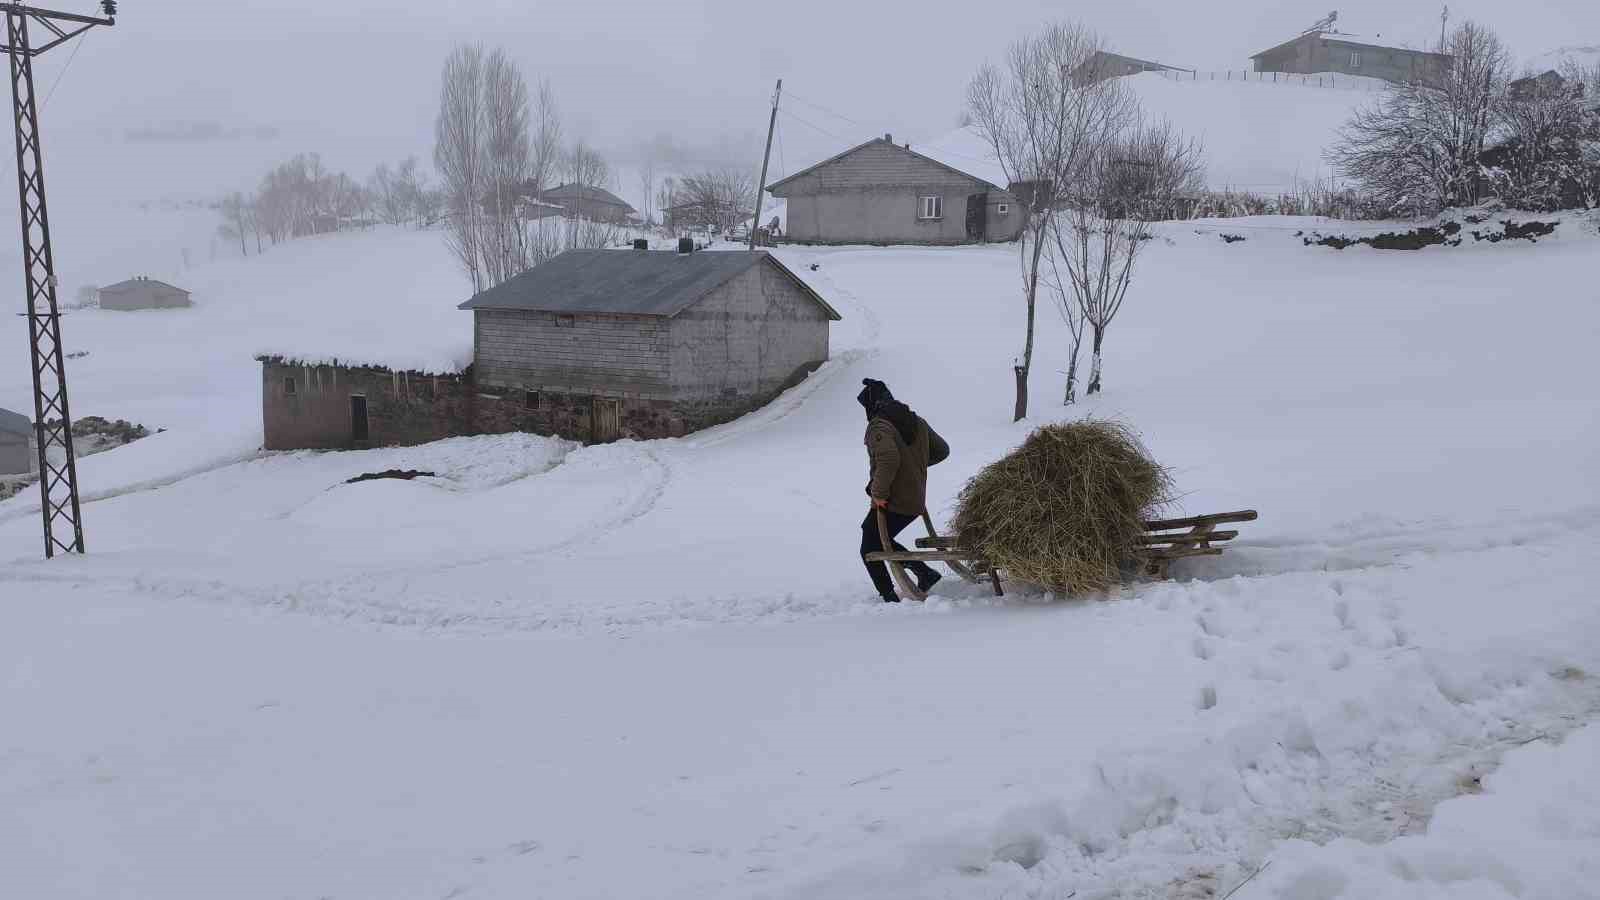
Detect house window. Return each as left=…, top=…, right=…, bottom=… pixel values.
left=918, top=196, right=944, bottom=220
left=1349, top=51, right=1361, bottom=68
left=554, top=314, right=575, bottom=328
left=525, top=390, right=540, bottom=411
left=997, top=203, right=1010, bottom=215
left=283, top=377, right=297, bottom=397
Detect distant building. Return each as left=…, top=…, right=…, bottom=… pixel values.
left=259, top=245, right=840, bottom=450
left=539, top=183, right=638, bottom=224
left=1507, top=69, right=1569, bottom=102
left=661, top=198, right=735, bottom=232
left=766, top=134, right=1025, bottom=245
left=98, top=276, right=191, bottom=311
left=0, top=406, right=33, bottom=476
left=1073, top=50, right=1191, bottom=85
left=461, top=246, right=839, bottom=441
left=1251, top=31, right=1451, bottom=84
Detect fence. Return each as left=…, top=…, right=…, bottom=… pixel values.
left=1157, top=69, right=1385, bottom=92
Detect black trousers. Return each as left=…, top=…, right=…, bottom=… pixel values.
left=860, top=509, right=938, bottom=599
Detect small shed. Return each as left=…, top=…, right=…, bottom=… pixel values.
left=1072, top=50, right=1191, bottom=85
left=99, top=277, right=191, bottom=311
left=0, top=406, right=34, bottom=475
left=460, top=247, right=840, bottom=442
left=258, top=358, right=472, bottom=452
left=766, top=135, right=1024, bottom=246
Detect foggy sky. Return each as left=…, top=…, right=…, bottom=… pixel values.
left=32, top=0, right=1600, bottom=198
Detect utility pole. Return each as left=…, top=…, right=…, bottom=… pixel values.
left=748, top=78, right=780, bottom=250
left=3, top=2, right=116, bottom=558
left=1439, top=5, right=1449, bottom=52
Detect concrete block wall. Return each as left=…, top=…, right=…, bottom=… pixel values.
left=475, top=308, right=672, bottom=399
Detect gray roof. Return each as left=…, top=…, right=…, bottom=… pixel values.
left=101, top=277, right=189, bottom=295
left=766, top=136, right=1000, bottom=194
left=542, top=183, right=636, bottom=211
left=458, top=249, right=841, bottom=320
left=0, top=406, right=31, bottom=436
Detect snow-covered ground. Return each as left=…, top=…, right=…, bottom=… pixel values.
left=3, top=213, right=1599, bottom=898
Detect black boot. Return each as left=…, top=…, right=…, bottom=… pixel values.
left=914, top=567, right=942, bottom=593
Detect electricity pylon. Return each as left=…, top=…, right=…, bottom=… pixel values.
left=2, top=3, right=116, bottom=557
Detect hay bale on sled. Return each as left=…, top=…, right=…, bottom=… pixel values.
left=951, top=420, right=1174, bottom=594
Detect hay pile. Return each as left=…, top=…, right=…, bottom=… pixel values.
left=952, top=420, right=1174, bottom=594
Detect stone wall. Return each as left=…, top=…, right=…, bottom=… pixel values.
left=475, top=308, right=672, bottom=399
left=260, top=359, right=471, bottom=451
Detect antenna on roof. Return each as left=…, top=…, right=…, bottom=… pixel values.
left=1304, top=10, right=1337, bottom=35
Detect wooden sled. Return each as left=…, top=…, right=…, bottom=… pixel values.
left=866, top=508, right=1259, bottom=601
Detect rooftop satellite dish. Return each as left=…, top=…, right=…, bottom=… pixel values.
left=1304, top=10, right=1338, bottom=34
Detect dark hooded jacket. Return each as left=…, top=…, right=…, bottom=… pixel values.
left=858, top=379, right=949, bottom=516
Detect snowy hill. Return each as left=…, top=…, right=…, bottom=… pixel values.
left=3, top=216, right=1600, bottom=898
left=917, top=71, right=1381, bottom=196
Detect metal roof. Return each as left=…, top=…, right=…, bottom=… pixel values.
left=765, top=137, right=1001, bottom=194
left=0, top=406, right=31, bottom=436
left=542, top=183, right=636, bottom=211
left=457, top=249, right=841, bottom=321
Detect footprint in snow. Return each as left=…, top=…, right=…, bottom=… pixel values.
left=1197, top=685, right=1218, bottom=710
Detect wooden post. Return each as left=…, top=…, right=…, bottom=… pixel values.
left=748, top=78, right=782, bottom=251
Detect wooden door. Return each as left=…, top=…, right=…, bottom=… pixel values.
left=350, top=395, right=369, bottom=443
left=591, top=397, right=621, bottom=444
left=965, top=192, right=987, bottom=241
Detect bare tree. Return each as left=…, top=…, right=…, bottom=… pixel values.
left=656, top=175, right=678, bottom=229
left=435, top=44, right=488, bottom=291
left=638, top=154, right=657, bottom=229
left=1328, top=21, right=1509, bottom=214
left=967, top=21, right=1137, bottom=419
left=217, top=191, right=250, bottom=256
left=1057, top=119, right=1203, bottom=395
left=563, top=139, right=612, bottom=242
left=393, top=156, right=432, bottom=227
left=480, top=48, right=532, bottom=287
left=1485, top=64, right=1600, bottom=210
left=678, top=167, right=756, bottom=232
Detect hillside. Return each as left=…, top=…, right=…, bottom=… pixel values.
left=917, top=71, right=1381, bottom=196
left=4, top=214, right=1599, bottom=898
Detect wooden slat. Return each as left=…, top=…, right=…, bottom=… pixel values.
left=1142, top=509, right=1257, bottom=531
left=914, top=535, right=962, bottom=549
left=1142, top=547, right=1224, bottom=561
left=1138, top=530, right=1237, bottom=544
left=865, top=550, right=988, bottom=563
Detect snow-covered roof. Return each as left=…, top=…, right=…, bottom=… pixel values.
left=911, top=127, right=1012, bottom=193
left=767, top=136, right=1006, bottom=194
left=102, top=277, right=189, bottom=295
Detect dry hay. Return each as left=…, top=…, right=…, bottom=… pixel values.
left=952, top=420, right=1174, bottom=594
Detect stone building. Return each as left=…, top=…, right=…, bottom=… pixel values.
left=257, top=246, right=839, bottom=450
left=0, top=406, right=33, bottom=475
left=258, top=359, right=472, bottom=452
left=539, top=183, right=639, bottom=224
left=766, top=135, right=1025, bottom=245
left=1072, top=50, right=1191, bottom=85
left=461, top=246, right=839, bottom=442
left=1250, top=31, right=1450, bottom=84
left=99, top=276, right=192, bottom=311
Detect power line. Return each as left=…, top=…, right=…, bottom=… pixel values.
left=778, top=107, right=857, bottom=144
left=40, top=30, right=88, bottom=112
left=784, top=89, right=866, bottom=127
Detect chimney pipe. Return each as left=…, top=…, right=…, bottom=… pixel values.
left=678, top=237, right=694, bottom=254
left=884, top=133, right=893, bottom=142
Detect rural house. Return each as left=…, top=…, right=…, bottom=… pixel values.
left=1072, top=50, right=1191, bottom=85
left=98, top=276, right=191, bottom=311
left=0, top=406, right=33, bottom=475
left=1250, top=30, right=1450, bottom=83
left=258, top=246, right=839, bottom=450
left=539, top=183, right=639, bottom=224
left=461, top=247, right=839, bottom=442
left=766, top=135, right=1025, bottom=245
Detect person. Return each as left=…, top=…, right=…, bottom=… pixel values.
left=858, top=378, right=950, bottom=602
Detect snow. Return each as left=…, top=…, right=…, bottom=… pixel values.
left=3, top=211, right=1599, bottom=898
left=917, top=72, right=1382, bottom=196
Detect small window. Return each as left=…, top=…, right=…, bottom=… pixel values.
left=524, top=390, right=540, bottom=411
left=1349, top=51, right=1361, bottom=68
left=918, top=196, right=944, bottom=220
left=283, top=377, right=297, bottom=397
left=997, top=203, right=1010, bottom=215
left=554, top=314, right=576, bottom=328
